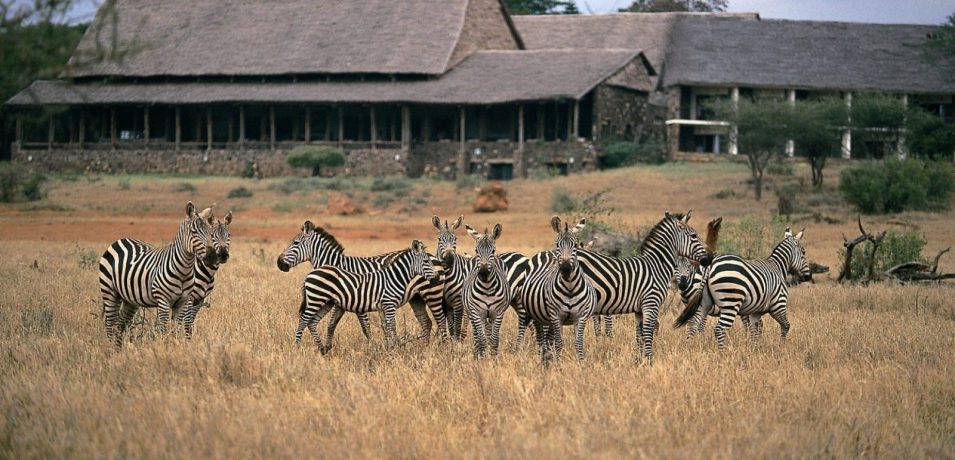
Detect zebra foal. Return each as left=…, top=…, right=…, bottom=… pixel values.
left=98, top=202, right=217, bottom=347
left=461, top=224, right=510, bottom=358
left=296, top=240, right=436, bottom=353
left=176, top=210, right=233, bottom=339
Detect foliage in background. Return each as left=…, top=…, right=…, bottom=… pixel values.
left=227, top=186, right=253, bottom=199
left=906, top=107, right=955, bottom=161
left=285, top=146, right=345, bottom=176
left=0, top=163, right=46, bottom=202
left=839, top=229, right=927, bottom=276
left=621, top=0, right=727, bottom=12
left=789, top=97, right=847, bottom=188
left=925, top=12, right=955, bottom=66
left=718, top=215, right=788, bottom=259
left=599, top=137, right=666, bottom=168
left=839, top=159, right=954, bottom=213
left=850, top=93, right=907, bottom=159
left=503, top=0, right=578, bottom=14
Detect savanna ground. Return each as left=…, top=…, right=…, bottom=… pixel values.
left=1, top=161, right=953, bottom=458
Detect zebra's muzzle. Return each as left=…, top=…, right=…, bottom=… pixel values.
left=699, top=253, right=713, bottom=267
left=277, top=257, right=291, bottom=272
left=217, top=249, right=230, bottom=264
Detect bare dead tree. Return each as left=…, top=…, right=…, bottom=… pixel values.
left=839, top=216, right=954, bottom=284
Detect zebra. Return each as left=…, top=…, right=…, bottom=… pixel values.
left=576, top=211, right=712, bottom=362
left=461, top=224, right=511, bottom=358
left=277, top=221, right=449, bottom=340
left=673, top=254, right=757, bottom=338
left=431, top=215, right=528, bottom=343
left=99, top=202, right=217, bottom=347
left=175, top=210, right=233, bottom=339
left=521, top=217, right=596, bottom=363
left=296, top=240, right=436, bottom=352
left=674, top=228, right=811, bottom=350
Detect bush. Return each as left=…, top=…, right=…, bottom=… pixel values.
left=286, top=146, right=345, bottom=176
left=839, top=159, right=954, bottom=213
left=550, top=187, right=576, bottom=213
left=172, top=182, right=196, bottom=193
left=599, top=138, right=666, bottom=169
left=227, top=186, right=253, bottom=199
left=268, top=177, right=351, bottom=194
left=370, top=176, right=412, bottom=196
left=710, top=188, right=736, bottom=199
left=0, top=163, right=46, bottom=203
left=719, top=215, right=788, bottom=259
left=766, top=161, right=794, bottom=176
left=839, top=229, right=926, bottom=276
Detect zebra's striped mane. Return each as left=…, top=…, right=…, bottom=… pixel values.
left=638, top=214, right=683, bottom=254
left=313, top=226, right=345, bottom=254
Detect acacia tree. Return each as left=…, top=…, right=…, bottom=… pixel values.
left=504, top=0, right=579, bottom=14
left=789, top=97, right=847, bottom=188
left=622, top=0, right=727, bottom=12
left=711, top=97, right=790, bottom=201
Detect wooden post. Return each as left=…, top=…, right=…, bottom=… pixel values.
left=370, top=106, right=377, bottom=149
left=508, top=107, right=516, bottom=142
left=110, top=107, right=117, bottom=147
left=291, top=110, right=300, bottom=141
left=78, top=111, right=85, bottom=148
left=15, top=116, right=22, bottom=145
left=479, top=107, right=487, bottom=141
left=401, top=105, right=411, bottom=151
left=206, top=107, right=213, bottom=151
left=554, top=102, right=560, bottom=140
left=537, top=104, right=544, bottom=140
left=572, top=100, right=580, bottom=140
left=517, top=104, right=525, bottom=178
left=566, top=103, right=573, bottom=140
left=304, top=107, right=311, bottom=143
left=269, top=106, right=276, bottom=151
left=47, top=113, right=54, bottom=151
left=194, top=109, right=201, bottom=142
left=458, top=106, right=467, bottom=175
left=729, top=87, right=739, bottom=155
left=423, top=113, right=431, bottom=142
left=144, top=107, right=150, bottom=144
left=337, top=106, right=344, bottom=147
left=227, top=111, right=234, bottom=143
left=259, top=113, right=267, bottom=142
left=324, top=108, right=332, bottom=141
left=239, top=106, right=245, bottom=150
left=164, top=108, right=171, bottom=142
left=175, top=107, right=181, bottom=152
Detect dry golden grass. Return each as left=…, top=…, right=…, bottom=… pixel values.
left=1, top=163, right=954, bottom=458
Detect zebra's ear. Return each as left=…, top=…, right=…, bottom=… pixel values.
left=573, top=218, right=586, bottom=234
left=302, top=220, right=315, bottom=234
left=683, top=210, right=693, bottom=223
left=412, top=239, right=425, bottom=252
left=432, top=216, right=442, bottom=230
left=584, top=236, right=597, bottom=249
left=186, top=201, right=196, bottom=218
left=223, top=211, right=233, bottom=226
left=492, top=223, right=503, bottom=241
left=795, top=229, right=805, bottom=241
left=451, top=215, right=463, bottom=230
left=664, top=210, right=671, bottom=219
left=784, top=226, right=793, bottom=237
left=466, top=225, right=481, bottom=241
left=199, top=207, right=214, bottom=225
left=551, top=216, right=561, bottom=234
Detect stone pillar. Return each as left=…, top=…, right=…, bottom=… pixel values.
left=175, top=107, right=181, bottom=152
left=401, top=105, right=411, bottom=151
left=458, top=106, right=467, bottom=176
left=729, top=87, right=739, bottom=156
left=785, top=89, right=795, bottom=157
left=517, top=104, right=525, bottom=178
left=841, top=92, right=852, bottom=159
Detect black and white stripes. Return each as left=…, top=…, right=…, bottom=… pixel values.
left=461, top=224, right=510, bottom=358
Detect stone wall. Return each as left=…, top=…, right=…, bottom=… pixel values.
left=408, top=140, right=595, bottom=179
left=593, top=84, right=654, bottom=143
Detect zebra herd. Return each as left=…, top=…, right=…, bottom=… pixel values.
left=98, top=201, right=812, bottom=363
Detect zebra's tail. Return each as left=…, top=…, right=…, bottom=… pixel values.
left=673, top=289, right=702, bottom=328
left=299, top=286, right=308, bottom=315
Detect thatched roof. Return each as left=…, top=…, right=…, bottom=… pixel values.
left=65, top=0, right=520, bottom=78
left=10, top=50, right=649, bottom=106
left=664, top=17, right=955, bottom=93
left=513, top=13, right=759, bottom=76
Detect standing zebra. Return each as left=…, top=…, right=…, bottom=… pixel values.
left=461, top=224, right=510, bottom=358
left=99, top=202, right=217, bottom=347
left=431, top=215, right=528, bottom=342
left=576, top=211, right=711, bottom=362
left=673, top=255, right=757, bottom=338
left=674, top=228, right=811, bottom=350
left=176, top=210, right=233, bottom=339
left=296, top=240, right=436, bottom=353
left=278, top=221, right=449, bottom=340
left=521, top=217, right=596, bottom=363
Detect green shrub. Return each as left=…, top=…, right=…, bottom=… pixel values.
left=286, top=146, right=346, bottom=176
left=172, top=182, right=196, bottom=193
left=839, top=159, right=953, bottom=213
left=269, top=177, right=351, bottom=194
left=839, top=229, right=926, bottom=276
left=719, top=215, right=788, bottom=259
left=117, top=178, right=131, bottom=190
left=227, top=186, right=253, bottom=199
left=370, top=176, right=412, bottom=196
left=550, top=187, right=576, bottom=213
left=766, top=161, right=794, bottom=176
left=599, top=138, right=666, bottom=169
left=0, top=163, right=46, bottom=203
left=710, top=188, right=736, bottom=199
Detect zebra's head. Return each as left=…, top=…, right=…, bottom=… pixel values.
left=551, top=216, right=586, bottom=278
left=186, top=202, right=217, bottom=267
left=466, top=223, right=502, bottom=281
left=409, top=239, right=436, bottom=281
left=673, top=256, right=695, bottom=292
left=277, top=220, right=319, bottom=272
left=781, top=227, right=811, bottom=282
left=211, top=210, right=232, bottom=265
left=432, top=215, right=463, bottom=265
left=665, top=210, right=712, bottom=267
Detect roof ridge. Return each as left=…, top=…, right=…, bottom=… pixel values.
left=439, top=0, right=476, bottom=74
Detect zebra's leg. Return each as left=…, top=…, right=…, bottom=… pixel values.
left=489, top=311, right=504, bottom=357
left=549, top=317, right=564, bottom=361
left=592, top=315, right=602, bottom=337
left=604, top=315, right=614, bottom=337
left=382, top=303, right=399, bottom=346
left=640, top=304, right=661, bottom=363
left=102, top=289, right=123, bottom=345
left=633, top=312, right=644, bottom=356
left=114, top=301, right=139, bottom=347
left=451, top=298, right=465, bottom=341
left=574, top=317, right=588, bottom=364
left=322, top=306, right=346, bottom=354
left=532, top=319, right=549, bottom=363
left=513, top=302, right=530, bottom=348
left=355, top=313, right=372, bottom=341
left=421, top=292, right=450, bottom=342
left=768, top=306, right=790, bottom=341
left=469, top=308, right=488, bottom=359
left=409, top=296, right=433, bottom=342
left=156, top=298, right=173, bottom=335
left=713, top=305, right=740, bottom=351
left=296, top=300, right=331, bottom=346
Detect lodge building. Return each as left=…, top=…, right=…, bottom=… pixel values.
left=6, top=1, right=955, bottom=177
